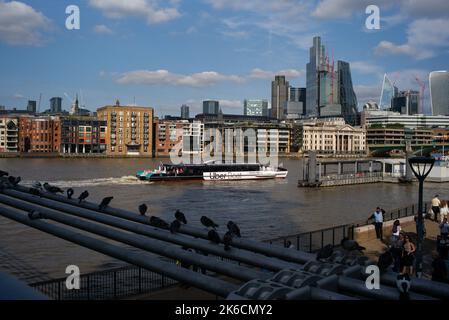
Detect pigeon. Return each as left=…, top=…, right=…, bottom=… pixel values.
left=29, top=188, right=41, bottom=197
left=377, top=250, right=394, bottom=271
left=149, top=216, right=169, bottom=229
left=138, top=204, right=148, bottom=216
left=32, top=181, right=42, bottom=189
left=175, top=210, right=187, bottom=224
left=201, top=216, right=219, bottom=229
left=43, top=183, right=63, bottom=194
left=396, top=273, right=411, bottom=301
left=0, top=170, right=8, bottom=177
left=316, top=244, right=334, bottom=261
left=99, top=196, right=114, bottom=211
left=8, top=176, right=21, bottom=186
left=66, top=188, right=74, bottom=199
left=28, top=210, right=45, bottom=220
left=341, top=238, right=366, bottom=252
left=227, top=221, right=241, bottom=237
left=223, top=231, right=233, bottom=251
left=78, top=190, right=89, bottom=203
left=207, top=229, right=221, bottom=244
left=170, top=219, right=181, bottom=234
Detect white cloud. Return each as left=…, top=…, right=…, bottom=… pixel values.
left=249, top=68, right=303, bottom=80
left=93, top=24, right=114, bottom=35
left=89, top=0, right=181, bottom=24
left=350, top=61, right=383, bottom=75
left=221, top=30, right=249, bottom=39
left=401, top=0, right=449, bottom=18
left=0, top=0, right=52, bottom=46
left=117, top=69, right=244, bottom=87
left=217, top=99, right=242, bottom=109
left=375, top=18, right=449, bottom=59
left=354, top=85, right=381, bottom=106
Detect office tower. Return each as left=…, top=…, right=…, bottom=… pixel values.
left=394, top=90, right=420, bottom=115
left=27, top=100, right=37, bottom=113
left=338, top=61, right=358, bottom=125
left=244, top=99, right=269, bottom=117
left=284, top=87, right=305, bottom=119
left=50, top=97, right=62, bottom=113
left=181, top=104, right=190, bottom=119
left=271, top=75, right=289, bottom=119
left=306, top=36, right=326, bottom=117
left=203, top=100, right=220, bottom=114
left=391, top=96, right=407, bottom=114
left=430, top=71, right=449, bottom=116
left=379, top=74, right=398, bottom=110
left=97, top=102, right=154, bottom=156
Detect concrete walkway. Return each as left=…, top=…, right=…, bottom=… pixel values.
left=360, top=219, right=441, bottom=279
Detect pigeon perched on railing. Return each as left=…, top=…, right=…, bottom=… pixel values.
left=201, top=216, right=219, bottom=229
left=66, top=188, right=74, bottom=199
left=316, top=244, right=334, bottom=261
left=0, top=170, right=8, bottom=177
left=149, top=216, right=169, bottom=229
left=207, top=229, right=221, bottom=244
left=43, top=182, right=63, bottom=194
left=170, top=219, right=181, bottom=234
left=78, top=190, right=89, bottom=203
left=223, top=231, right=233, bottom=251
left=340, top=238, right=366, bottom=252
left=396, top=273, right=411, bottom=300
left=99, top=196, right=114, bottom=211
left=8, top=176, right=21, bottom=186
left=28, top=210, right=45, bottom=220
left=175, top=210, right=187, bottom=224
left=138, top=204, right=148, bottom=216
left=227, top=221, right=241, bottom=237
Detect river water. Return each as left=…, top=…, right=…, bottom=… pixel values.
left=0, top=158, right=448, bottom=280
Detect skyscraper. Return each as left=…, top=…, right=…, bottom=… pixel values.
left=284, top=87, right=306, bottom=119
left=306, top=36, right=326, bottom=117
left=379, top=74, right=398, bottom=110
left=50, top=97, right=62, bottom=113
left=181, top=104, right=190, bottom=119
left=244, top=99, right=268, bottom=117
left=430, top=71, right=449, bottom=116
left=338, top=61, right=358, bottom=125
left=395, top=90, right=420, bottom=115
left=271, top=75, right=289, bottom=119
left=27, top=100, right=37, bottom=113
left=203, top=100, right=220, bottom=114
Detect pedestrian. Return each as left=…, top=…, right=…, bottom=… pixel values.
left=432, top=195, right=441, bottom=222
left=440, top=217, right=449, bottom=240
left=391, top=233, right=404, bottom=273
left=440, top=200, right=449, bottom=223
left=391, top=220, right=401, bottom=243
left=370, top=207, right=384, bottom=240
left=431, top=252, right=448, bottom=284
left=401, top=235, right=416, bottom=275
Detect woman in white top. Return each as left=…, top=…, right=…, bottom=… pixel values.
left=391, top=220, right=401, bottom=243
left=439, top=200, right=449, bottom=223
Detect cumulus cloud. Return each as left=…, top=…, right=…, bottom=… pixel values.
left=217, top=99, right=242, bottom=109
left=0, top=0, right=52, bottom=46
left=375, top=18, right=449, bottom=59
left=349, top=61, right=383, bottom=75
left=116, top=69, right=244, bottom=87
left=89, top=0, right=181, bottom=24
left=249, top=68, right=303, bottom=80
left=93, top=24, right=114, bottom=35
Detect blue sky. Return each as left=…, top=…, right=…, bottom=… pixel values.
left=0, top=0, right=448, bottom=117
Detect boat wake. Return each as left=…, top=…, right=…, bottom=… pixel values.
left=22, top=176, right=151, bottom=188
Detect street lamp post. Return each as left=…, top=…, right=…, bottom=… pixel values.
left=408, top=156, right=435, bottom=277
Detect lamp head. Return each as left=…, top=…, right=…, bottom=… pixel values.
left=408, top=156, right=435, bottom=180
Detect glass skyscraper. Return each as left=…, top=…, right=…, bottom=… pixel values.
left=338, top=61, right=358, bottom=125
left=203, top=100, right=220, bottom=114
left=430, top=71, right=449, bottom=116
left=244, top=99, right=268, bottom=117
left=50, top=97, right=62, bottom=113
left=306, top=36, right=326, bottom=117
left=271, top=76, right=289, bottom=119
left=181, top=104, right=190, bottom=119
left=379, top=74, right=398, bottom=110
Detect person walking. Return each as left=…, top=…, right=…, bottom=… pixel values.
left=440, top=200, right=449, bottom=223
left=432, top=195, right=441, bottom=222
left=391, top=233, right=404, bottom=273
left=391, top=220, right=401, bottom=243
left=440, top=218, right=449, bottom=240
left=371, top=207, right=384, bottom=240
left=401, top=235, right=416, bottom=275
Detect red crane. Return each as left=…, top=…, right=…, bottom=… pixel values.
left=415, top=76, right=426, bottom=114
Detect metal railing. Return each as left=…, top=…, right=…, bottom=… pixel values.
left=30, top=264, right=178, bottom=300
left=319, top=172, right=383, bottom=182
left=266, top=202, right=425, bottom=253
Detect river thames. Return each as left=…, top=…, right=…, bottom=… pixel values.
left=1, top=157, right=448, bottom=279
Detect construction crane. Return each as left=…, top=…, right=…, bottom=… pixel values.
left=415, top=76, right=426, bottom=114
